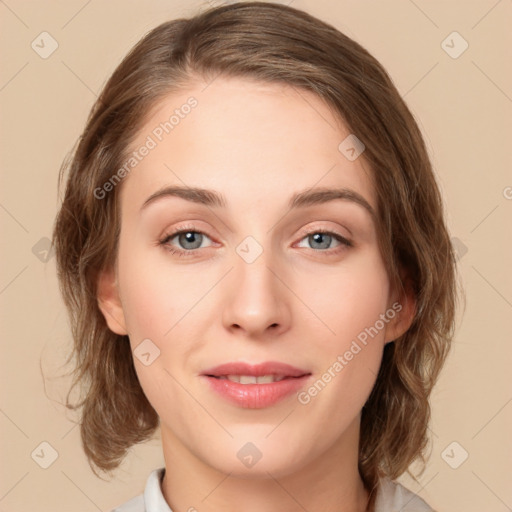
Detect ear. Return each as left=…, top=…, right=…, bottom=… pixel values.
left=384, top=270, right=417, bottom=345
left=97, top=266, right=128, bottom=336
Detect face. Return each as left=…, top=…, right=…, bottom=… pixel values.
left=98, top=76, right=412, bottom=478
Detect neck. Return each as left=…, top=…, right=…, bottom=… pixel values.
left=160, top=418, right=369, bottom=512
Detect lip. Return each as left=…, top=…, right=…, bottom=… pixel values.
left=200, top=361, right=312, bottom=409
left=202, top=361, right=309, bottom=378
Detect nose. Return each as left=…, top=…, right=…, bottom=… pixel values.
left=221, top=248, right=291, bottom=339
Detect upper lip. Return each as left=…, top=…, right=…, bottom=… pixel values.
left=202, top=361, right=310, bottom=378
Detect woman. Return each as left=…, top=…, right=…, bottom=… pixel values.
left=52, top=2, right=461, bottom=511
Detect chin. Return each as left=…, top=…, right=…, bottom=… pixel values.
left=201, top=435, right=314, bottom=480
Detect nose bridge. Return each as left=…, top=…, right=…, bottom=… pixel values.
left=222, top=235, right=289, bottom=335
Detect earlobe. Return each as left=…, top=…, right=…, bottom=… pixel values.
left=384, top=279, right=417, bottom=345
left=96, top=267, right=128, bottom=336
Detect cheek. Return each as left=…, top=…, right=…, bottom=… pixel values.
left=115, top=240, right=201, bottom=416
left=298, top=251, right=391, bottom=354
left=116, top=238, right=203, bottom=341
left=294, top=251, right=390, bottom=408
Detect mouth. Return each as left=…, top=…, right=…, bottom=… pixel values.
left=202, top=361, right=310, bottom=381
left=200, top=361, right=312, bottom=409
left=210, top=374, right=297, bottom=384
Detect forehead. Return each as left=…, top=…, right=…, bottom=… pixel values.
left=119, top=76, right=376, bottom=216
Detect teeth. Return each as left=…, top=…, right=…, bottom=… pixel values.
left=221, top=374, right=287, bottom=384
left=239, top=375, right=257, bottom=384
left=255, top=375, right=275, bottom=384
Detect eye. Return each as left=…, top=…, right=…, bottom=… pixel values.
left=296, top=229, right=352, bottom=252
left=158, top=225, right=353, bottom=259
left=158, top=225, right=214, bottom=257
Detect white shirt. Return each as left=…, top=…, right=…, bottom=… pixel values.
left=111, top=468, right=434, bottom=512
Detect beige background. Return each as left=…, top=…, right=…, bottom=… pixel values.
left=1, top=0, right=511, bottom=511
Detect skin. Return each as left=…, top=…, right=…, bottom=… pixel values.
left=97, top=76, right=415, bottom=512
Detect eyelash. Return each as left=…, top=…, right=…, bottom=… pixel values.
left=158, top=224, right=353, bottom=258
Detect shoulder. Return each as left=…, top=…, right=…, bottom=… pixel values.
left=375, top=478, right=436, bottom=512
left=111, top=467, right=169, bottom=512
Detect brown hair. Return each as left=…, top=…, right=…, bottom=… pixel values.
left=52, top=1, right=462, bottom=508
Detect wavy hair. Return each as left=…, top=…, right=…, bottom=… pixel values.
left=52, top=2, right=462, bottom=509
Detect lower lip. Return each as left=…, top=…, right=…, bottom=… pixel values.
left=201, top=375, right=311, bottom=409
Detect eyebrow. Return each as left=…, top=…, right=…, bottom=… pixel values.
left=140, top=185, right=376, bottom=219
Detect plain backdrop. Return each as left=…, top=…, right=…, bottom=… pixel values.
left=1, top=1, right=511, bottom=511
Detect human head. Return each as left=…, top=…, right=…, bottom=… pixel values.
left=52, top=0, right=459, bottom=503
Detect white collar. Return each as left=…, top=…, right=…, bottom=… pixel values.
left=144, top=468, right=172, bottom=511
left=116, top=467, right=433, bottom=512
